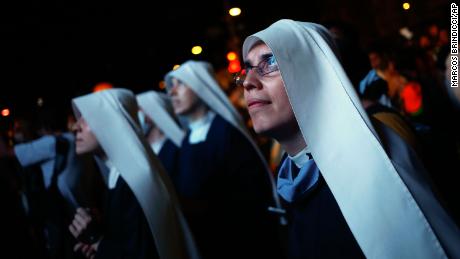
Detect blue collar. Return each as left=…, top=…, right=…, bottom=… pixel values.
left=277, top=155, right=320, bottom=203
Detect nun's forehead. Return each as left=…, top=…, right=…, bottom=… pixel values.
left=166, top=74, right=186, bottom=86
left=243, top=40, right=273, bottom=62
left=171, top=76, right=181, bottom=83
left=164, top=75, right=177, bottom=88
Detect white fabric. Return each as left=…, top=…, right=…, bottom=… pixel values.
left=165, top=60, right=286, bottom=224
left=188, top=110, right=216, bottom=144
left=150, top=137, right=166, bottom=154
left=72, top=88, right=200, bottom=259
left=104, top=159, right=120, bottom=189
left=14, top=135, right=56, bottom=188
left=137, top=91, right=185, bottom=147
left=14, top=133, right=86, bottom=209
left=243, top=19, right=460, bottom=259
left=288, top=146, right=311, bottom=169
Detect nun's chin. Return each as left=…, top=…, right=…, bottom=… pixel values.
left=252, top=124, right=269, bottom=135
left=75, top=141, right=99, bottom=155
left=75, top=146, right=89, bottom=155
left=173, top=106, right=186, bottom=115
left=173, top=103, right=191, bottom=116
left=251, top=115, right=277, bottom=136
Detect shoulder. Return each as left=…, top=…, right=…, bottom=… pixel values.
left=210, top=114, right=232, bottom=132
left=163, top=139, right=178, bottom=150
left=159, top=139, right=180, bottom=156
left=205, top=114, right=241, bottom=144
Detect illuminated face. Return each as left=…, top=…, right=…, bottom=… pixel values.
left=242, top=42, right=298, bottom=138
left=168, top=78, right=203, bottom=116
left=73, top=117, right=100, bottom=155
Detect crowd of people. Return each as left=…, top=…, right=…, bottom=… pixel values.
left=0, top=19, right=459, bottom=259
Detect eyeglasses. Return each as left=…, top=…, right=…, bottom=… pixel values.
left=234, top=54, right=279, bottom=86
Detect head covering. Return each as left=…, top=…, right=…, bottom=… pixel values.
left=137, top=91, right=185, bottom=147
left=72, top=88, right=199, bottom=259
left=165, top=61, right=244, bottom=130
left=243, top=19, right=460, bottom=258
left=165, top=61, right=285, bottom=224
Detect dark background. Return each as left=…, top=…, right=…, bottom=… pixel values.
left=0, top=0, right=451, bottom=118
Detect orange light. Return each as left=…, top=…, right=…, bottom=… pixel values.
left=159, top=81, right=166, bottom=90
left=228, top=60, right=241, bottom=73
left=1, top=108, right=10, bottom=117
left=93, top=82, right=113, bottom=92
left=400, top=82, right=423, bottom=115
left=227, top=52, right=238, bottom=61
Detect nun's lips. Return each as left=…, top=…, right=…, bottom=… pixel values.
left=171, top=98, right=181, bottom=106
left=247, top=98, right=271, bottom=109
left=171, top=101, right=181, bottom=109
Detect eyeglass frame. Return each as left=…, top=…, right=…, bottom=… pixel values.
left=233, top=54, right=279, bottom=86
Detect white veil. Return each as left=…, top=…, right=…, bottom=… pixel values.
left=137, top=91, right=185, bottom=147
left=243, top=19, right=460, bottom=258
left=72, top=88, right=199, bottom=259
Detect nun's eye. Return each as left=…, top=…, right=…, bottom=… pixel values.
left=267, top=55, right=277, bottom=66
left=235, top=54, right=279, bottom=85
left=259, top=55, right=279, bottom=76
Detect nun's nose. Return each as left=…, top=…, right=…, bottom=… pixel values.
left=243, top=70, right=263, bottom=91
left=167, top=85, right=178, bottom=96
left=71, top=118, right=82, bottom=132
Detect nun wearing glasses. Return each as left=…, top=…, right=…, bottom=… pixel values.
left=237, top=19, right=460, bottom=259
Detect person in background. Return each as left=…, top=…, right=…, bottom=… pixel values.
left=69, top=88, right=199, bottom=259
left=166, top=60, right=285, bottom=258
left=137, top=91, right=184, bottom=179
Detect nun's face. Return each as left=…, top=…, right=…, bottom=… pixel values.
left=168, top=78, right=203, bottom=116
left=243, top=42, right=298, bottom=138
left=73, top=117, right=100, bottom=155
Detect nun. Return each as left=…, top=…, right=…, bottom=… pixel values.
left=69, top=89, right=199, bottom=259
left=238, top=19, right=460, bottom=258
left=136, top=91, right=184, bottom=179
left=165, top=61, right=284, bottom=258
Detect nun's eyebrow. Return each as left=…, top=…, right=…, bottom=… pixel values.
left=244, top=52, right=274, bottom=67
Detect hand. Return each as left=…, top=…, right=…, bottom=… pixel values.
left=69, top=207, right=92, bottom=239
left=73, top=240, right=100, bottom=259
